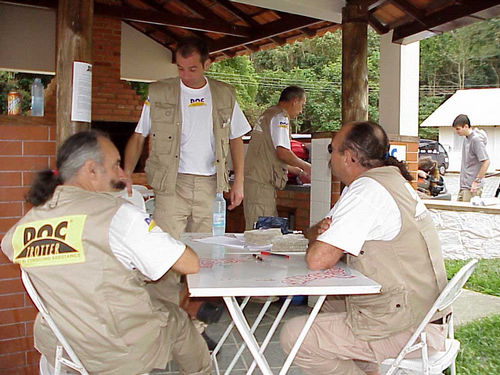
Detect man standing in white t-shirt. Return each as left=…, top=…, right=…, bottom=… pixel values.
left=244, top=86, right=311, bottom=229
left=124, top=38, right=251, bottom=347
left=280, top=122, right=448, bottom=375
left=125, top=37, right=250, bottom=239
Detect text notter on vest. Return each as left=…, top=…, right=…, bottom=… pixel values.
left=212, top=193, right=226, bottom=236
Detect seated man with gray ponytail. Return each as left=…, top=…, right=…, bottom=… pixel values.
left=2, top=130, right=211, bottom=375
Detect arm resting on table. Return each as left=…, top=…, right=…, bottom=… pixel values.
left=306, top=240, right=344, bottom=271
left=171, top=245, right=200, bottom=275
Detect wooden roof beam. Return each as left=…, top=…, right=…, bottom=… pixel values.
left=169, top=0, right=235, bottom=29
left=93, top=3, right=250, bottom=37
left=392, top=0, right=500, bottom=44
left=270, top=36, right=286, bottom=46
left=208, top=14, right=322, bottom=54
left=389, top=0, right=427, bottom=27
left=390, top=0, right=426, bottom=21
left=215, top=0, right=261, bottom=27
left=368, top=12, right=389, bottom=34
left=0, top=0, right=55, bottom=9
left=137, top=0, right=213, bottom=48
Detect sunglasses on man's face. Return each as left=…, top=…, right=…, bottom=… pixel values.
left=327, top=144, right=332, bottom=154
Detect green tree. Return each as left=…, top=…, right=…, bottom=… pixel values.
left=207, top=56, right=260, bottom=125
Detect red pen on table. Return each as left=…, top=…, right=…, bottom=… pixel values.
left=260, top=251, right=289, bottom=259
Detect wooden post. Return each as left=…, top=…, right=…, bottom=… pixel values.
left=56, top=0, right=93, bottom=146
left=342, top=0, right=368, bottom=125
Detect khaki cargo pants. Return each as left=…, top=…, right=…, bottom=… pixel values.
left=146, top=173, right=216, bottom=306
left=457, top=187, right=482, bottom=202
left=244, top=180, right=278, bottom=230
left=280, top=298, right=447, bottom=375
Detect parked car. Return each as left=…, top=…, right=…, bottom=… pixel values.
left=418, top=139, right=449, bottom=175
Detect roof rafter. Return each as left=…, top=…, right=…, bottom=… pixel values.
left=368, top=12, right=389, bottom=34
left=135, top=0, right=211, bottom=45
left=392, top=0, right=500, bottom=43
left=207, top=14, right=323, bottom=54
left=389, top=0, right=426, bottom=22
left=93, top=2, right=250, bottom=37
left=216, top=0, right=260, bottom=27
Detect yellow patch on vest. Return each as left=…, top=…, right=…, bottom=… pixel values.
left=148, top=219, right=157, bottom=232
left=11, top=215, right=87, bottom=268
left=188, top=101, right=207, bottom=107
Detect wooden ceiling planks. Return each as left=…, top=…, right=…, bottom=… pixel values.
left=1, top=0, right=499, bottom=56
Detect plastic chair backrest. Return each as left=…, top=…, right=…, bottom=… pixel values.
left=21, top=270, right=89, bottom=375
left=435, top=259, right=478, bottom=312
left=385, top=259, right=478, bottom=375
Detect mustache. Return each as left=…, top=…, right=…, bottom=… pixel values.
left=112, top=180, right=126, bottom=190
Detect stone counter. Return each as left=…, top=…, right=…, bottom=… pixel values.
left=422, top=199, right=500, bottom=259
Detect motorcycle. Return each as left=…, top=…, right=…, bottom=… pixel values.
left=417, top=157, right=451, bottom=200
left=417, top=174, right=451, bottom=200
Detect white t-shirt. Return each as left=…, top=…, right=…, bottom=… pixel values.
left=108, top=203, right=186, bottom=280
left=135, top=79, right=251, bottom=175
left=269, top=112, right=291, bottom=150
left=317, top=177, right=427, bottom=256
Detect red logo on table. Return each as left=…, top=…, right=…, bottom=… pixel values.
left=282, top=266, right=355, bottom=286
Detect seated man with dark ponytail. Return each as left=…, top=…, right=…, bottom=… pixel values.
left=280, top=121, right=448, bottom=375
left=1, top=131, right=211, bottom=375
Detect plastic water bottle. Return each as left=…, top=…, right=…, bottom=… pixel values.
left=31, top=78, right=44, bottom=117
left=212, top=192, right=226, bottom=236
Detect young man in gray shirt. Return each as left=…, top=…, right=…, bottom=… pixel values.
left=452, top=114, right=490, bottom=202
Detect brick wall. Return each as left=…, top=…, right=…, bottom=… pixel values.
left=0, top=118, right=55, bottom=375
left=0, top=15, right=144, bottom=374
left=92, top=16, right=143, bottom=122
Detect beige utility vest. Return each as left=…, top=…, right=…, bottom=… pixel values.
left=1, top=186, right=171, bottom=374
left=345, top=166, right=448, bottom=341
left=245, top=105, right=290, bottom=189
left=146, top=77, right=236, bottom=194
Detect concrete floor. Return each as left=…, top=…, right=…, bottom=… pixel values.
left=153, top=299, right=308, bottom=375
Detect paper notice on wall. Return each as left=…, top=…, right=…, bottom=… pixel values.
left=71, top=62, right=92, bottom=123
left=389, top=144, right=406, bottom=161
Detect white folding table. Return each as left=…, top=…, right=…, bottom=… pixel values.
left=184, top=233, right=381, bottom=375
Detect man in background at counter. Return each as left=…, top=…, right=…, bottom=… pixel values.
left=1, top=131, right=211, bottom=375
left=280, top=121, right=448, bottom=375
left=244, top=86, right=311, bottom=230
left=452, top=114, right=490, bottom=202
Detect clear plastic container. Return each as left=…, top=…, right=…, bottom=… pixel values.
left=212, top=192, right=226, bottom=236
left=31, top=78, right=44, bottom=117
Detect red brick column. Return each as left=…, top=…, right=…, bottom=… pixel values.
left=92, top=16, right=143, bottom=122
left=0, top=119, right=56, bottom=374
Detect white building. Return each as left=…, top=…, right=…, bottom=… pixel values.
left=420, top=88, right=500, bottom=172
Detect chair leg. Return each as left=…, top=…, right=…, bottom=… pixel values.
left=450, top=361, right=457, bottom=375
left=54, top=346, right=63, bottom=375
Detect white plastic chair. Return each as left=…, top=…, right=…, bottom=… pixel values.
left=21, top=270, right=89, bottom=375
left=383, top=259, right=478, bottom=375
